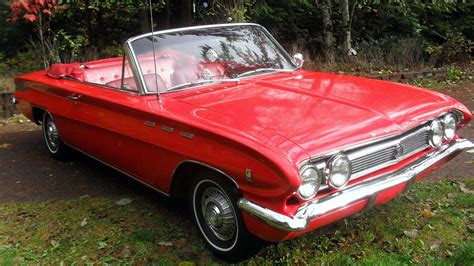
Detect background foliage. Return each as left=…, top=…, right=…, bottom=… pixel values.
left=0, top=0, right=473, bottom=75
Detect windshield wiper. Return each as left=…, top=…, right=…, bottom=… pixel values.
left=167, top=78, right=240, bottom=92
left=236, top=68, right=294, bottom=78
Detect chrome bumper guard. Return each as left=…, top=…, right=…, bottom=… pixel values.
left=238, top=138, right=474, bottom=232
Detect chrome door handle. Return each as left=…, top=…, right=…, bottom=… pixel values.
left=67, top=94, right=82, bottom=100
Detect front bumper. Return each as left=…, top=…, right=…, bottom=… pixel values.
left=238, top=138, right=474, bottom=232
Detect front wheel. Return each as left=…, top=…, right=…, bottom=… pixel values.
left=190, top=173, right=263, bottom=261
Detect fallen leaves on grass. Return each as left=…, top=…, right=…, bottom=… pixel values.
left=176, top=238, right=187, bottom=248
left=403, top=229, right=419, bottom=238
left=98, top=242, right=108, bottom=250
left=80, top=218, right=88, bottom=227
left=115, top=198, right=133, bottom=206
left=459, top=183, right=474, bottom=195
left=429, top=240, right=441, bottom=251
left=468, top=224, right=474, bottom=233
left=0, top=143, right=12, bottom=149
left=422, top=209, right=436, bottom=218
left=50, top=239, right=60, bottom=248
left=158, top=241, right=173, bottom=247
left=120, top=246, right=133, bottom=258
left=179, top=261, right=196, bottom=266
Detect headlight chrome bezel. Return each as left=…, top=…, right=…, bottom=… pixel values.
left=429, top=119, right=444, bottom=147
left=297, top=165, right=322, bottom=200
left=327, top=153, right=352, bottom=189
left=442, top=113, right=457, bottom=141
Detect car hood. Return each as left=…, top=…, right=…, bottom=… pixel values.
left=171, top=70, right=464, bottom=162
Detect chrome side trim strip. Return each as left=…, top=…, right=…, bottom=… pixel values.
left=180, top=131, right=194, bottom=139
left=238, top=138, right=473, bottom=232
left=144, top=120, right=156, bottom=127
left=65, top=144, right=170, bottom=197
left=160, top=125, right=174, bottom=132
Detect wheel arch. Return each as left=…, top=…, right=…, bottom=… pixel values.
left=169, top=160, right=239, bottom=200
left=32, top=106, right=46, bottom=125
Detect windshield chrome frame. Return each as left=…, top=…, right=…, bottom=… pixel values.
left=125, top=23, right=297, bottom=95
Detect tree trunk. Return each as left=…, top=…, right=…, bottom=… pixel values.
left=341, top=0, right=351, bottom=54
left=179, top=0, right=193, bottom=26
left=139, top=7, right=151, bottom=33
left=162, top=0, right=171, bottom=29
left=222, top=0, right=244, bottom=9
left=37, top=13, right=48, bottom=68
left=322, top=0, right=335, bottom=63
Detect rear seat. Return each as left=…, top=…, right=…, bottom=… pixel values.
left=81, top=57, right=134, bottom=89
left=47, top=55, right=226, bottom=93
left=81, top=57, right=175, bottom=92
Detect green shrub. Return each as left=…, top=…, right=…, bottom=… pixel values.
left=353, top=37, right=425, bottom=69
left=446, top=66, right=464, bottom=81
left=0, top=48, right=43, bottom=76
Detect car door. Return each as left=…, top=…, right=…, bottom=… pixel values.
left=60, top=56, right=146, bottom=177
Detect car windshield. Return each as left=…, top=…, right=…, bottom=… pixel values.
left=128, top=24, right=295, bottom=93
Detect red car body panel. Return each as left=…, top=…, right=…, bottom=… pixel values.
left=15, top=65, right=472, bottom=242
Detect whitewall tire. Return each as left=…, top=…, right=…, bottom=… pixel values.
left=189, top=172, right=263, bottom=261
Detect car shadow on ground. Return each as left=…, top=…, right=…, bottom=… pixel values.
left=0, top=128, right=186, bottom=213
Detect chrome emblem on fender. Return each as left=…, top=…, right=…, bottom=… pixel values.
left=246, top=169, right=253, bottom=182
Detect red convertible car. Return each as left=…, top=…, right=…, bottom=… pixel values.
left=14, top=23, right=473, bottom=260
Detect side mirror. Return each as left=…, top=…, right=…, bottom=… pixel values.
left=293, top=53, right=304, bottom=69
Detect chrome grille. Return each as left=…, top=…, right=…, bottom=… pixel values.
left=351, top=147, right=397, bottom=173
left=347, top=126, right=431, bottom=179
left=400, top=130, right=430, bottom=156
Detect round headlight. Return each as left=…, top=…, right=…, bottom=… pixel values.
left=327, top=154, right=352, bottom=189
left=429, top=119, right=443, bottom=147
left=443, top=113, right=457, bottom=141
left=298, top=166, right=321, bottom=200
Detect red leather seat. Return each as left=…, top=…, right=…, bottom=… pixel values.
left=173, top=62, right=226, bottom=85
left=139, top=57, right=176, bottom=92
left=48, top=55, right=225, bottom=93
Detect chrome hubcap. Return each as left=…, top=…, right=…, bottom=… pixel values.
left=45, top=119, right=59, bottom=151
left=201, top=187, right=236, bottom=241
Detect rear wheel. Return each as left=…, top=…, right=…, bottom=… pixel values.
left=42, top=112, right=70, bottom=159
left=190, top=172, right=263, bottom=262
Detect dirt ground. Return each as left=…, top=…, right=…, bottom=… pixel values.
left=0, top=120, right=159, bottom=203
left=0, top=83, right=473, bottom=203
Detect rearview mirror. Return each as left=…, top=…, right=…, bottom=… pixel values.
left=293, top=53, right=304, bottom=69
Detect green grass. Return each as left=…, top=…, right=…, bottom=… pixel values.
left=0, top=179, right=473, bottom=264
